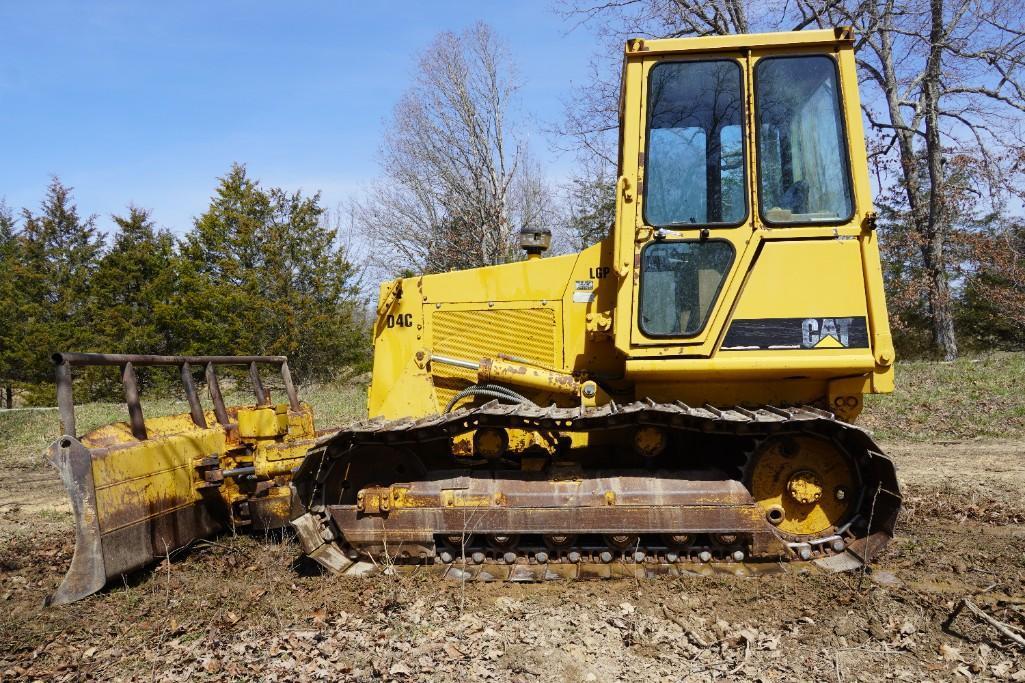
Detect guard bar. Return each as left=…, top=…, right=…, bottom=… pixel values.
left=53, top=352, right=301, bottom=441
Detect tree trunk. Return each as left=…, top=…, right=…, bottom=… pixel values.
left=923, top=0, right=958, bottom=360
left=926, top=236, right=959, bottom=359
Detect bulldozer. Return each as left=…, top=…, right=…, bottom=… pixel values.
left=46, top=27, right=901, bottom=605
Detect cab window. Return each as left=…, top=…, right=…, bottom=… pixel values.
left=638, top=241, right=734, bottom=337
left=755, top=56, right=853, bottom=224
left=644, top=60, right=746, bottom=227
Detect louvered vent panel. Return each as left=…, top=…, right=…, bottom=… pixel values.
left=431, top=308, right=558, bottom=410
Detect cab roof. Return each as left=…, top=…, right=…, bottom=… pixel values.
left=624, top=27, right=854, bottom=57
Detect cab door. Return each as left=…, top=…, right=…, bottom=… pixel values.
left=618, top=51, right=759, bottom=355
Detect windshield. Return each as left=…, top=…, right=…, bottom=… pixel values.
left=644, top=60, right=746, bottom=227
left=638, top=241, right=734, bottom=337
left=755, top=56, right=853, bottom=224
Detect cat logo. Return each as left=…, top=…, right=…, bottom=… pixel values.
left=802, top=318, right=853, bottom=348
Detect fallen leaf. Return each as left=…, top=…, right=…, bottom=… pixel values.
left=940, top=644, right=961, bottom=662
left=443, top=644, right=465, bottom=660
left=868, top=619, right=887, bottom=640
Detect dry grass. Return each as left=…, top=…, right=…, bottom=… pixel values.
left=862, top=351, right=1025, bottom=441
left=3, top=353, right=1022, bottom=471
left=0, top=381, right=367, bottom=471
left=2, top=510, right=1023, bottom=681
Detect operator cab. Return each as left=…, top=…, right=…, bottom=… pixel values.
left=614, top=28, right=888, bottom=383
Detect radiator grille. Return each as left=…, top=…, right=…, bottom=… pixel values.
left=431, top=308, right=558, bottom=410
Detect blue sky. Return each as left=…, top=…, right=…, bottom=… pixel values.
left=0, top=1, right=604, bottom=235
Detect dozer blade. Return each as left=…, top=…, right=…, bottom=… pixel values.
left=47, top=433, right=226, bottom=606
left=47, top=353, right=319, bottom=606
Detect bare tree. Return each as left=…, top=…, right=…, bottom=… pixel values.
left=558, top=0, right=1025, bottom=359
left=799, top=0, right=1025, bottom=359
left=357, top=23, right=554, bottom=276
left=551, top=1, right=810, bottom=247
left=554, top=0, right=813, bottom=173
left=563, top=0, right=804, bottom=38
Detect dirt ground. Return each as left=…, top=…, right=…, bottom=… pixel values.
left=1, top=440, right=1023, bottom=682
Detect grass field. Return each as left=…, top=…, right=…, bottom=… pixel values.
left=862, top=351, right=1025, bottom=441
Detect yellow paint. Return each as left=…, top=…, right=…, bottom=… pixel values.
left=749, top=436, right=855, bottom=538
left=364, top=28, right=894, bottom=433
left=440, top=490, right=494, bottom=509
left=451, top=427, right=559, bottom=458
left=474, top=428, right=506, bottom=458
left=828, top=376, right=869, bottom=421
left=427, top=304, right=562, bottom=411
left=814, top=336, right=845, bottom=349
left=88, top=429, right=224, bottom=490
left=80, top=402, right=318, bottom=536
left=786, top=470, right=824, bottom=504
left=237, top=406, right=286, bottom=438
left=93, top=433, right=216, bottom=533
left=253, top=439, right=316, bottom=477
left=479, top=357, right=579, bottom=396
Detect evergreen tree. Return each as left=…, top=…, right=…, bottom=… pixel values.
left=0, top=169, right=367, bottom=401
left=0, top=201, right=13, bottom=246
left=90, top=206, right=177, bottom=354
left=0, top=202, right=18, bottom=407
left=174, top=164, right=278, bottom=359
left=86, top=207, right=178, bottom=396
left=566, top=174, right=617, bottom=250
left=11, top=179, right=103, bottom=390
left=175, top=164, right=366, bottom=381
left=262, top=186, right=366, bottom=380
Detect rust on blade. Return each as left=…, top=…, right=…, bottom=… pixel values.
left=47, top=352, right=317, bottom=606
left=45, top=437, right=105, bottom=606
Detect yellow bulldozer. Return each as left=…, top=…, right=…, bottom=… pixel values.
left=47, top=27, right=901, bottom=605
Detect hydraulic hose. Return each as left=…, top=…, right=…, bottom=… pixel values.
left=444, top=384, right=536, bottom=413
left=472, top=383, right=533, bottom=404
